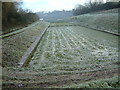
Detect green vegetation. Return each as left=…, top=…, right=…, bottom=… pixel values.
left=37, top=10, right=73, bottom=22
left=2, top=2, right=39, bottom=32
left=73, top=1, right=120, bottom=15
left=57, top=76, right=120, bottom=88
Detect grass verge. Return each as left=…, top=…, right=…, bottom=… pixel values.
left=2, top=21, right=49, bottom=67
left=54, top=76, right=120, bottom=88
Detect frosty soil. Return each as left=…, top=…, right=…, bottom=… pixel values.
left=28, top=25, right=118, bottom=75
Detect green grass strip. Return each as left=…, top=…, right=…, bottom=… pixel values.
left=54, top=76, right=120, bottom=88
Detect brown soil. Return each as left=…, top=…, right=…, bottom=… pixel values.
left=2, top=68, right=119, bottom=88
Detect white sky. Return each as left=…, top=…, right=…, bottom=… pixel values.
left=22, top=0, right=88, bottom=12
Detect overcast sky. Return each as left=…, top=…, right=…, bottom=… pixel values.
left=22, top=0, right=108, bottom=12
left=22, top=0, right=89, bottom=12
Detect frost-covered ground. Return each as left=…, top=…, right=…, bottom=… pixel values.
left=3, top=24, right=119, bottom=88
left=69, top=8, right=119, bottom=34
left=2, top=21, right=49, bottom=67
left=28, top=25, right=119, bottom=75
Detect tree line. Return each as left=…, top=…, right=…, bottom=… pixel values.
left=73, top=1, right=120, bottom=15
left=37, top=10, right=73, bottom=22
left=2, top=2, right=39, bottom=31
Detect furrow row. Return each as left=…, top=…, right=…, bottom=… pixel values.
left=28, top=26, right=118, bottom=74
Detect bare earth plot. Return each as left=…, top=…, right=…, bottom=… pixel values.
left=29, top=26, right=118, bottom=74
left=3, top=25, right=119, bottom=88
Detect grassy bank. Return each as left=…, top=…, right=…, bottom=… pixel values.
left=2, top=21, right=38, bottom=35
left=69, top=8, right=119, bottom=34
left=2, top=21, right=49, bottom=67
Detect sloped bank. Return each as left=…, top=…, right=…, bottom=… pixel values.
left=69, top=8, right=119, bottom=35
left=2, top=21, right=49, bottom=67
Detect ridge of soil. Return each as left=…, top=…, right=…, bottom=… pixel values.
left=2, top=68, right=119, bottom=88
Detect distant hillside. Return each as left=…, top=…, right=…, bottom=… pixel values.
left=68, top=8, right=119, bottom=34
left=37, top=10, right=73, bottom=22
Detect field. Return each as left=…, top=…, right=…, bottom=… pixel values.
left=2, top=23, right=119, bottom=88
left=28, top=25, right=118, bottom=74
